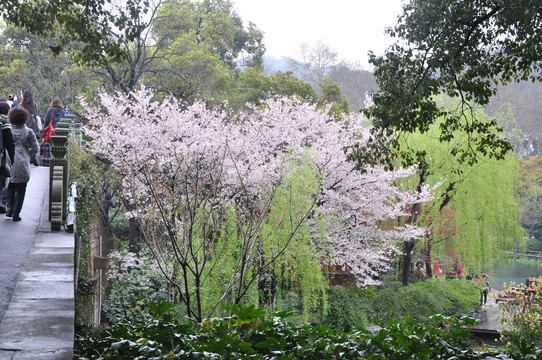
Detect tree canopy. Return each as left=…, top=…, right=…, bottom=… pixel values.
left=357, top=0, right=542, bottom=169
left=0, top=0, right=148, bottom=64
left=83, top=89, right=435, bottom=319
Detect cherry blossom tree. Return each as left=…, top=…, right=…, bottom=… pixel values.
left=83, top=88, right=435, bottom=320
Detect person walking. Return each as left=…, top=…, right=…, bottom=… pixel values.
left=101, top=192, right=118, bottom=225
left=40, top=122, right=55, bottom=167
left=5, top=107, right=39, bottom=222
left=0, top=101, right=15, bottom=213
left=20, top=89, right=41, bottom=166
left=480, top=271, right=490, bottom=305
left=43, top=98, right=65, bottom=129
left=40, top=98, right=64, bottom=167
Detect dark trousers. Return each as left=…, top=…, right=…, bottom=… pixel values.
left=7, top=182, right=27, bottom=216
left=0, top=174, right=6, bottom=205
left=480, top=289, right=488, bottom=305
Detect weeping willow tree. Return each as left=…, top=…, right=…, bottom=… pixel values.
left=260, top=160, right=329, bottom=321
left=198, top=156, right=329, bottom=322
left=446, top=155, right=524, bottom=272
left=398, top=97, right=523, bottom=278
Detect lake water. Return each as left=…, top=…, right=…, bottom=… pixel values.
left=491, top=261, right=542, bottom=290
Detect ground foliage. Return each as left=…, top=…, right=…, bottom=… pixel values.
left=102, top=249, right=170, bottom=325
left=75, top=301, right=525, bottom=359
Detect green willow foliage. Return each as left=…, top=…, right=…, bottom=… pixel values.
left=261, top=157, right=328, bottom=321
left=189, top=156, right=328, bottom=321
left=400, top=99, right=523, bottom=273
left=450, top=155, right=524, bottom=270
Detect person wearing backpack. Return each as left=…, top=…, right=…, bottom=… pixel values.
left=5, top=107, right=39, bottom=221
left=0, top=101, right=15, bottom=213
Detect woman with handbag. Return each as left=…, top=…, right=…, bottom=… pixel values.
left=5, top=107, right=39, bottom=222
left=43, top=98, right=65, bottom=129
left=40, top=123, right=55, bottom=167
left=40, top=98, right=64, bottom=167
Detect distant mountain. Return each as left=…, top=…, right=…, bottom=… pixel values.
left=485, top=80, right=542, bottom=158
left=263, top=56, right=295, bottom=75
left=264, top=56, right=542, bottom=156
left=263, top=56, right=378, bottom=112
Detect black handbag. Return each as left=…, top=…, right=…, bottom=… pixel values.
left=0, top=149, right=10, bottom=177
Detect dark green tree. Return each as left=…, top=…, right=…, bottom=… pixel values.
left=0, top=0, right=148, bottom=64
left=0, top=24, right=96, bottom=112
left=145, top=0, right=264, bottom=100
left=83, top=0, right=264, bottom=97
left=319, top=78, right=349, bottom=118
left=236, top=68, right=317, bottom=107
left=517, top=156, right=542, bottom=233
left=1, top=0, right=264, bottom=99
left=353, top=0, right=542, bottom=169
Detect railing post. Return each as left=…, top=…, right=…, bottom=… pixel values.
left=49, top=131, right=69, bottom=230
left=55, top=122, right=72, bottom=216
left=48, top=114, right=78, bottom=231
left=73, top=121, right=82, bottom=146
left=50, top=166, right=64, bottom=231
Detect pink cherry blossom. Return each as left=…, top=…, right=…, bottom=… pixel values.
left=83, top=87, right=436, bottom=290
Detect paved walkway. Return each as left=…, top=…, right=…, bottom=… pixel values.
left=0, top=167, right=74, bottom=360
left=470, top=290, right=506, bottom=346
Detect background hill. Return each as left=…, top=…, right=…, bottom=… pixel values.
left=264, top=56, right=542, bottom=158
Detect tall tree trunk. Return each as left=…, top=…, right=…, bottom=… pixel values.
left=424, top=238, right=433, bottom=277
left=402, top=240, right=415, bottom=286
left=128, top=217, right=141, bottom=253
left=401, top=170, right=426, bottom=286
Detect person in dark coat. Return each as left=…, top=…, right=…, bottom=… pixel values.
left=20, top=89, right=41, bottom=166
left=43, top=98, right=66, bottom=129
left=5, top=107, right=39, bottom=221
left=0, top=101, right=15, bottom=213
left=102, top=193, right=118, bottom=224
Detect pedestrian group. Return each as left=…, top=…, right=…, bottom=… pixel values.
left=0, top=90, right=67, bottom=222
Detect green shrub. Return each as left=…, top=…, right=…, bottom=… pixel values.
left=370, top=278, right=480, bottom=324
left=526, top=237, right=542, bottom=252
left=316, top=278, right=479, bottom=331
left=529, top=222, right=542, bottom=241
left=102, top=250, right=172, bottom=325
left=108, top=211, right=130, bottom=242
left=321, top=286, right=370, bottom=332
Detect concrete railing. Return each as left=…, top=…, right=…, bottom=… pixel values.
left=49, top=114, right=82, bottom=231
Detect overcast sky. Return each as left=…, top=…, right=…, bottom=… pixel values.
left=231, top=0, right=404, bottom=69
